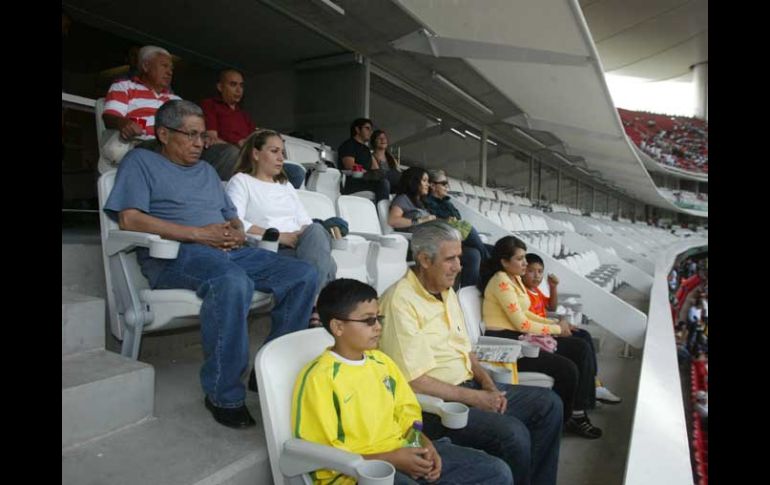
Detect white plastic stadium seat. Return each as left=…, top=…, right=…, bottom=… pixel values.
left=306, top=167, right=342, bottom=203
left=336, top=195, right=409, bottom=294
left=377, top=199, right=395, bottom=235
left=98, top=170, right=273, bottom=359
left=296, top=190, right=372, bottom=285
left=256, top=328, right=396, bottom=485
left=456, top=287, right=554, bottom=388
left=283, top=135, right=322, bottom=166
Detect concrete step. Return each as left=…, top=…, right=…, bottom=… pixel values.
left=62, top=289, right=106, bottom=356
left=62, top=343, right=271, bottom=485
left=62, top=349, right=155, bottom=449
left=62, top=238, right=107, bottom=299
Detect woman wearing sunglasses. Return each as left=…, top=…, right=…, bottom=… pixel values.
left=424, top=169, right=492, bottom=288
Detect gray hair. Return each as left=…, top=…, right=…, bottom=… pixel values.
left=411, top=220, right=461, bottom=261
left=428, top=169, right=447, bottom=182
left=138, top=45, right=171, bottom=68
left=155, top=100, right=203, bottom=133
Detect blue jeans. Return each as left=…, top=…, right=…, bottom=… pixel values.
left=278, top=222, right=337, bottom=294
left=394, top=437, right=512, bottom=485
left=140, top=243, right=319, bottom=407
left=422, top=382, right=562, bottom=485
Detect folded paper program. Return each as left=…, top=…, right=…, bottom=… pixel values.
left=473, top=345, right=521, bottom=363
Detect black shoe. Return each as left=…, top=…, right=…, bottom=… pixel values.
left=566, top=414, right=602, bottom=439
left=248, top=368, right=259, bottom=393
left=205, top=396, right=256, bottom=429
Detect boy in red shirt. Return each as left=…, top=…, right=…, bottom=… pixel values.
left=523, top=254, right=622, bottom=405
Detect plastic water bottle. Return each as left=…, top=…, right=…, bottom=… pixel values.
left=404, top=421, right=423, bottom=449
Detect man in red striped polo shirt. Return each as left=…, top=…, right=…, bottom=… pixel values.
left=100, top=45, right=181, bottom=169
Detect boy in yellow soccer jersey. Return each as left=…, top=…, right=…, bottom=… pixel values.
left=291, top=278, right=512, bottom=485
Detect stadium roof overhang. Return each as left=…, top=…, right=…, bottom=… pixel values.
left=391, top=0, right=705, bottom=216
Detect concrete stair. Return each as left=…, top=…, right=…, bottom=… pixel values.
left=63, top=290, right=155, bottom=449
left=62, top=290, right=105, bottom=356
left=62, top=283, right=274, bottom=484
left=62, top=349, right=154, bottom=448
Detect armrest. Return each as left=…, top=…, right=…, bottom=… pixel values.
left=331, top=238, right=349, bottom=251
left=105, top=230, right=180, bottom=259
left=415, top=394, right=468, bottom=429
left=245, top=233, right=279, bottom=252
left=280, top=439, right=395, bottom=484
left=479, top=363, right=513, bottom=383
left=348, top=232, right=407, bottom=248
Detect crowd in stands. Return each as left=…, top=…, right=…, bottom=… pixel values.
left=618, top=108, right=708, bottom=174
left=669, top=256, right=708, bottom=485
left=101, top=44, right=636, bottom=485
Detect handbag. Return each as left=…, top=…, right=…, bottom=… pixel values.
left=518, top=333, right=558, bottom=353
left=445, top=218, right=473, bottom=240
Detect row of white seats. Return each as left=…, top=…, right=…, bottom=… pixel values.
left=550, top=204, right=582, bottom=216
left=560, top=251, right=621, bottom=292
left=447, top=177, right=533, bottom=207
left=484, top=210, right=564, bottom=258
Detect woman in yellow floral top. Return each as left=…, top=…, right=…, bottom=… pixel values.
left=478, top=235, right=602, bottom=439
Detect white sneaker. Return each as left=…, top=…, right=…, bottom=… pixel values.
left=596, top=386, right=622, bottom=404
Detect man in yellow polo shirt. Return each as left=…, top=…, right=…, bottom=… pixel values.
left=379, top=221, right=563, bottom=485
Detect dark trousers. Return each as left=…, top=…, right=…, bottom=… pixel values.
left=343, top=177, right=390, bottom=201
left=458, top=227, right=493, bottom=288
left=485, top=329, right=596, bottom=415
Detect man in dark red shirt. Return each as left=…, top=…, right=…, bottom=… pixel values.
left=200, top=69, right=256, bottom=180
left=200, top=69, right=304, bottom=187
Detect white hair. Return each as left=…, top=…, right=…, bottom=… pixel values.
left=411, top=221, right=461, bottom=261
left=138, top=45, right=171, bottom=69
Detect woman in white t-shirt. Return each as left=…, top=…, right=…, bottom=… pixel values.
left=225, top=130, right=337, bottom=310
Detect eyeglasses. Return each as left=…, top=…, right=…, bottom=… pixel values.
left=165, top=126, right=211, bottom=143
left=431, top=180, right=449, bottom=186
left=335, top=315, right=385, bottom=326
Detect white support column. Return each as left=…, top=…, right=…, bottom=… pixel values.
left=692, top=62, right=708, bottom=121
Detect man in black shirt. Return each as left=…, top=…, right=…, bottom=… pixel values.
left=337, top=118, right=390, bottom=201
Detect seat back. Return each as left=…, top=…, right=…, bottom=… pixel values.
left=95, top=97, right=107, bottom=144
left=337, top=196, right=383, bottom=235
left=283, top=135, right=321, bottom=165
left=256, top=328, right=335, bottom=485
left=296, top=189, right=336, bottom=221
left=447, top=177, right=463, bottom=194
left=457, top=286, right=485, bottom=344
left=98, top=170, right=148, bottom=342
left=509, top=213, right=525, bottom=232
left=297, top=190, right=371, bottom=284
left=377, top=199, right=394, bottom=235
left=519, top=214, right=534, bottom=231
left=306, top=167, right=342, bottom=203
